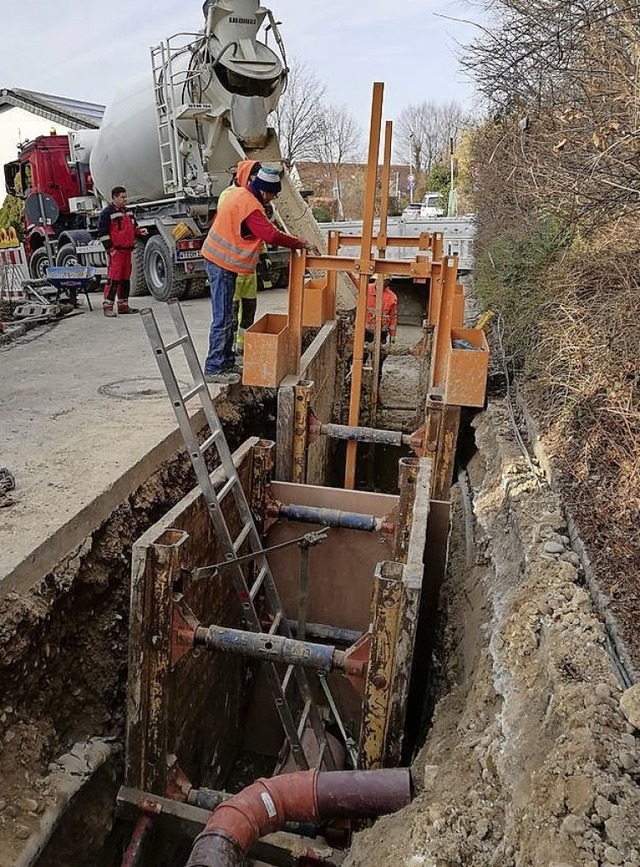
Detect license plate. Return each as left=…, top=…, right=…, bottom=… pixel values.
left=176, top=250, right=201, bottom=261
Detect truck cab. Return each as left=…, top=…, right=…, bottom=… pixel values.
left=420, top=192, right=445, bottom=218
left=4, top=134, right=96, bottom=276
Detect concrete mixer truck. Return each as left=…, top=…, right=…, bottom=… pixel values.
left=3, top=0, right=291, bottom=301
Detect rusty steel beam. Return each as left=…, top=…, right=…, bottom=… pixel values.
left=307, top=255, right=431, bottom=279
left=345, top=82, right=385, bottom=489
left=251, top=440, right=276, bottom=535
left=423, top=398, right=461, bottom=501
left=384, top=459, right=432, bottom=766
left=292, top=382, right=314, bottom=484
left=126, top=529, right=190, bottom=794
left=358, top=563, right=404, bottom=769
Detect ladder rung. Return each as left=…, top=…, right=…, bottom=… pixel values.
left=297, top=700, right=312, bottom=737
left=281, top=663, right=294, bottom=692
left=200, top=430, right=221, bottom=454
left=181, top=382, right=205, bottom=403
left=250, top=564, right=270, bottom=601
left=268, top=612, right=283, bottom=635
left=217, top=475, right=237, bottom=503
left=164, top=335, right=188, bottom=351
left=233, top=521, right=252, bottom=553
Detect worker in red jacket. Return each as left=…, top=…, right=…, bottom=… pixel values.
left=98, top=186, right=147, bottom=317
left=365, top=277, right=398, bottom=344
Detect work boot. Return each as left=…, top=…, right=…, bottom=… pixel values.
left=103, top=303, right=116, bottom=318
left=117, top=304, right=139, bottom=315
left=204, top=371, right=241, bottom=386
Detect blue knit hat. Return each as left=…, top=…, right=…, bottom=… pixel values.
left=252, top=166, right=282, bottom=195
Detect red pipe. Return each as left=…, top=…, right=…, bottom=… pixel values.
left=185, top=768, right=412, bottom=867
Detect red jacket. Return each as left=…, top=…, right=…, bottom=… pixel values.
left=97, top=203, right=140, bottom=250
left=365, top=283, right=398, bottom=336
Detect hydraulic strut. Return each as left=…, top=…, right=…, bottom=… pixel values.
left=193, top=624, right=365, bottom=678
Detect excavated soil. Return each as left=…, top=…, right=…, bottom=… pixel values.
left=346, top=401, right=640, bottom=867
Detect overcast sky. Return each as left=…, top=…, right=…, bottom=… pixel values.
left=1, top=0, right=482, bottom=133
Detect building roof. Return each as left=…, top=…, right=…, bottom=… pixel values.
left=293, top=160, right=412, bottom=197
left=0, top=88, right=105, bottom=129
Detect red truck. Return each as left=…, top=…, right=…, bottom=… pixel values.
left=3, top=133, right=101, bottom=278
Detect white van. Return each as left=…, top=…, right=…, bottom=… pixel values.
left=420, top=192, right=445, bottom=218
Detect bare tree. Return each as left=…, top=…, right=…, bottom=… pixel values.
left=463, top=0, right=640, bottom=227
left=395, top=101, right=470, bottom=187
left=310, top=104, right=363, bottom=219
left=270, top=58, right=327, bottom=165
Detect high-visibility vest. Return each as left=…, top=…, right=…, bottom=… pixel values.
left=201, top=187, right=263, bottom=274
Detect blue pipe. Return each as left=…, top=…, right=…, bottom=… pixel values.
left=277, top=503, right=380, bottom=532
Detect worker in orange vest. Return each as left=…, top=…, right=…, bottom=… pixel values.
left=201, top=166, right=314, bottom=385
left=365, top=277, right=398, bottom=345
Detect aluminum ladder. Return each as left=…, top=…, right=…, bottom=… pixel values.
left=150, top=39, right=183, bottom=195
left=141, top=300, right=335, bottom=771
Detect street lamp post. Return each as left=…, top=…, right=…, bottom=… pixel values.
left=408, top=131, right=415, bottom=204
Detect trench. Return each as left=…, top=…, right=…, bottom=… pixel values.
left=0, top=317, right=476, bottom=867
left=5, top=320, right=637, bottom=867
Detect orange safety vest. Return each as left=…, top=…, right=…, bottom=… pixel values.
left=365, top=283, right=398, bottom=334
left=201, top=187, right=263, bottom=274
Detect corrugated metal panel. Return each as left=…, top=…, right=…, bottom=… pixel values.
left=1, top=88, right=105, bottom=128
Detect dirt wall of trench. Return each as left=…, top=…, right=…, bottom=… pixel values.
left=345, top=400, right=640, bottom=867
left=0, top=391, right=275, bottom=867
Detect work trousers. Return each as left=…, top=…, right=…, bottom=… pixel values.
left=232, top=271, right=258, bottom=351
left=204, top=260, right=237, bottom=375
left=104, top=248, right=132, bottom=306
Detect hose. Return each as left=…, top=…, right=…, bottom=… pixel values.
left=185, top=768, right=412, bottom=866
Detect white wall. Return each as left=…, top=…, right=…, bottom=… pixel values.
left=0, top=105, right=74, bottom=179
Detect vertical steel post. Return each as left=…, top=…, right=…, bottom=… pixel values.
left=288, top=248, right=307, bottom=374
left=393, top=457, right=421, bottom=563
left=371, top=120, right=394, bottom=426
left=424, top=399, right=461, bottom=500
left=292, top=382, right=314, bottom=484
left=326, top=230, right=339, bottom=316
left=126, top=529, right=189, bottom=794
left=250, top=440, right=275, bottom=535
left=345, top=82, right=384, bottom=490
left=431, top=256, right=459, bottom=393
left=359, top=562, right=404, bottom=769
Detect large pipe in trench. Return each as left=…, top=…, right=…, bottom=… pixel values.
left=185, top=768, right=412, bottom=867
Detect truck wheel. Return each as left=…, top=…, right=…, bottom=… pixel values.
left=55, top=243, right=79, bottom=267
left=29, top=248, right=51, bottom=279
left=130, top=238, right=148, bottom=296
left=143, top=235, right=186, bottom=302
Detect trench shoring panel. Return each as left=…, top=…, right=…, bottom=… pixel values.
left=241, top=481, right=398, bottom=757
left=126, top=439, right=258, bottom=797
